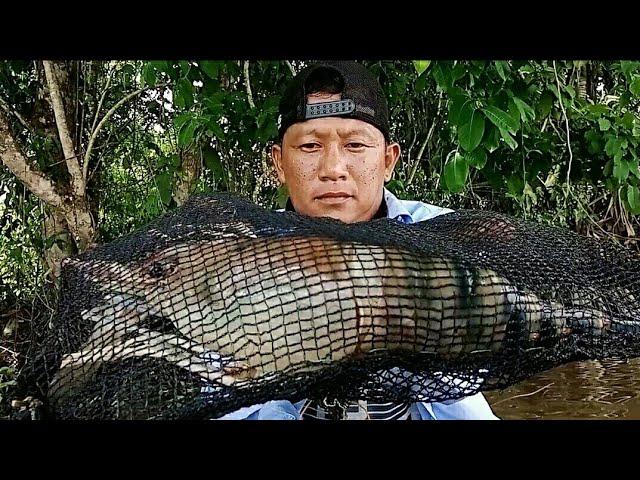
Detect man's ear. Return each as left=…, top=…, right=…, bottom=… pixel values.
left=384, top=142, right=401, bottom=182
left=271, top=143, right=286, bottom=185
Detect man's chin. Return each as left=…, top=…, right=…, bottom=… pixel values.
left=321, top=212, right=353, bottom=223
left=311, top=207, right=360, bottom=224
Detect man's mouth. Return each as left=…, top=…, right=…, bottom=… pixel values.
left=316, top=192, right=353, bottom=204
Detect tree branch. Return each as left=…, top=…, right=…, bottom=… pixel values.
left=43, top=60, right=85, bottom=197
left=83, top=83, right=166, bottom=181
left=0, top=109, right=64, bottom=208
left=0, top=96, right=35, bottom=136
left=404, top=126, right=418, bottom=177
left=408, top=92, right=442, bottom=186
left=243, top=60, right=256, bottom=109
left=552, top=61, right=573, bottom=191
left=89, top=69, right=113, bottom=139
left=285, top=60, right=296, bottom=77
left=252, top=148, right=271, bottom=203
left=407, top=126, right=434, bottom=186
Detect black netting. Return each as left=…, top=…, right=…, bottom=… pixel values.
left=20, top=192, right=640, bottom=419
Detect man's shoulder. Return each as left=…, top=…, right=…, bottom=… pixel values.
left=383, top=188, right=454, bottom=224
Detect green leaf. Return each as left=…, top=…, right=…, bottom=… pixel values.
left=507, top=99, right=521, bottom=131
left=512, top=97, right=535, bottom=122
left=622, top=112, right=635, bottom=130
left=564, top=85, right=576, bottom=99
left=586, top=104, right=609, bottom=116
left=257, top=118, right=278, bottom=142
left=386, top=179, right=405, bottom=195
left=494, top=61, right=508, bottom=81
left=630, top=76, right=640, bottom=98
left=506, top=175, right=524, bottom=196
left=200, top=61, right=222, bottom=79
left=142, top=64, right=156, bottom=87
left=482, top=106, right=519, bottom=134
left=621, top=61, right=640, bottom=77
left=174, top=79, right=194, bottom=109
left=443, top=152, right=469, bottom=193
left=484, top=126, right=501, bottom=153
left=585, top=130, right=603, bottom=154
left=415, top=72, right=429, bottom=92
left=448, top=95, right=474, bottom=125
left=431, top=63, right=452, bottom=92
left=149, top=61, right=169, bottom=73
left=498, top=127, right=518, bottom=150
left=604, top=137, right=615, bottom=156
left=155, top=172, right=172, bottom=206
left=538, top=91, right=554, bottom=118
left=207, top=122, right=225, bottom=141
left=179, top=61, right=191, bottom=75
left=413, top=60, right=431, bottom=76
left=629, top=156, right=640, bottom=179
left=262, top=95, right=281, bottom=113
left=598, top=118, right=611, bottom=131
left=203, top=148, right=225, bottom=186
left=458, top=111, right=485, bottom=152
left=605, top=136, right=624, bottom=158
left=450, top=63, right=466, bottom=83
left=276, top=184, right=289, bottom=209
left=174, top=113, right=192, bottom=131
left=613, top=157, right=630, bottom=182
left=178, top=119, right=197, bottom=147
left=628, top=185, right=640, bottom=214
left=466, top=148, right=487, bottom=169
left=518, top=64, right=535, bottom=74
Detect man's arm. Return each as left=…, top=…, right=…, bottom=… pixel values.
left=217, top=400, right=302, bottom=420
left=415, top=393, right=499, bottom=420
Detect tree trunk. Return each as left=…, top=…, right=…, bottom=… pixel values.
left=61, top=198, right=96, bottom=252
left=173, top=147, right=201, bottom=206
left=43, top=209, right=74, bottom=281
left=1, top=63, right=97, bottom=281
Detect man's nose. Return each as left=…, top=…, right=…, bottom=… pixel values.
left=318, top=143, right=348, bottom=181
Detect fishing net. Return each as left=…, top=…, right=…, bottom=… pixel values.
left=20, top=192, right=640, bottom=419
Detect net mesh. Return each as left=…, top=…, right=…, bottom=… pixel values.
left=20, top=192, right=640, bottom=419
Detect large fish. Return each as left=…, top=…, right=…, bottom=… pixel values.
left=48, top=228, right=613, bottom=403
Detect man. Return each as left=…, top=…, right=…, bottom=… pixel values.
left=220, top=61, right=499, bottom=420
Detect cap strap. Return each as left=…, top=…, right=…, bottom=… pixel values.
left=305, top=99, right=355, bottom=119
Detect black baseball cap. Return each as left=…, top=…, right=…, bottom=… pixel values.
left=277, top=61, right=390, bottom=142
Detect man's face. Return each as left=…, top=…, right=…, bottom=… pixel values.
left=271, top=93, right=401, bottom=224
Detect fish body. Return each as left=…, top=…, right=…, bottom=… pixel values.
left=50, top=230, right=602, bottom=403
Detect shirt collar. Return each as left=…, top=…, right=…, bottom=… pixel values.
left=383, top=188, right=414, bottom=223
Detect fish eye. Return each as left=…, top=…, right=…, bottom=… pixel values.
left=148, top=261, right=167, bottom=278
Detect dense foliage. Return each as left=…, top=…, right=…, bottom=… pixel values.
left=1, top=60, right=639, bottom=414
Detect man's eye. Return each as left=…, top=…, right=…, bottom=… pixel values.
left=346, top=142, right=366, bottom=149
left=300, top=143, right=321, bottom=150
